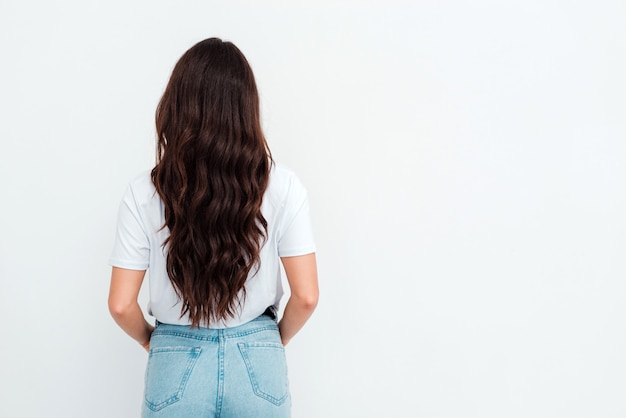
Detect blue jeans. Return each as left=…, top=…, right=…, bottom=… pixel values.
left=141, top=314, right=291, bottom=418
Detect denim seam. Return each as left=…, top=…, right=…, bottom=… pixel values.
left=152, top=325, right=277, bottom=341
left=152, top=331, right=220, bottom=342
left=216, top=329, right=225, bottom=418
left=224, top=326, right=278, bottom=339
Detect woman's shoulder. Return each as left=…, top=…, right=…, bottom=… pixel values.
left=266, top=161, right=309, bottom=210
left=123, top=169, right=157, bottom=203
left=268, top=162, right=306, bottom=195
left=270, top=161, right=296, bottom=182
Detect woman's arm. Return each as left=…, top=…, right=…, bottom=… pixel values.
left=278, top=253, right=319, bottom=346
left=108, top=267, right=154, bottom=351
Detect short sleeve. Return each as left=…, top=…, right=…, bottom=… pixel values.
left=277, top=176, right=316, bottom=257
left=108, top=184, right=150, bottom=270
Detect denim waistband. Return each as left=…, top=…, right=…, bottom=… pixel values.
left=153, top=312, right=278, bottom=341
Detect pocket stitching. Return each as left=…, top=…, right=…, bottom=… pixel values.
left=144, top=346, right=202, bottom=412
left=237, top=342, right=289, bottom=406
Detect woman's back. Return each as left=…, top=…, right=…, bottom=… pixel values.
left=109, top=162, right=315, bottom=328
left=107, top=37, right=318, bottom=418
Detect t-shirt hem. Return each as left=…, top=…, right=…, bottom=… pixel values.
left=278, top=246, right=316, bottom=257
left=108, top=258, right=149, bottom=270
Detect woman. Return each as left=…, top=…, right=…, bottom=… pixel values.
left=107, top=37, right=318, bottom=418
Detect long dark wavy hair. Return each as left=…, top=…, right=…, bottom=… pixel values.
left=151, top=38, right=272, bottom=327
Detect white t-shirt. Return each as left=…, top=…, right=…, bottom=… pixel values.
left=109, top=163, right=315, bottom=328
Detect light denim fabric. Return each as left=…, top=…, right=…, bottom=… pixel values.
left=141, top=314, right=291, bottom=418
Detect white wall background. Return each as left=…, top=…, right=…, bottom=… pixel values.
left=1, top=1, right=625, bottom=417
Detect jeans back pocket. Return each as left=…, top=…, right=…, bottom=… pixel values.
left=237, top=342, right=289, bottom=406
left=144, top=346, right=202, bottom=412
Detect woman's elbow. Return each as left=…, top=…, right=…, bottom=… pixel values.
left=108, top=297, right=133, bottom=319
left=295, top=291, right=319, bottom=311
